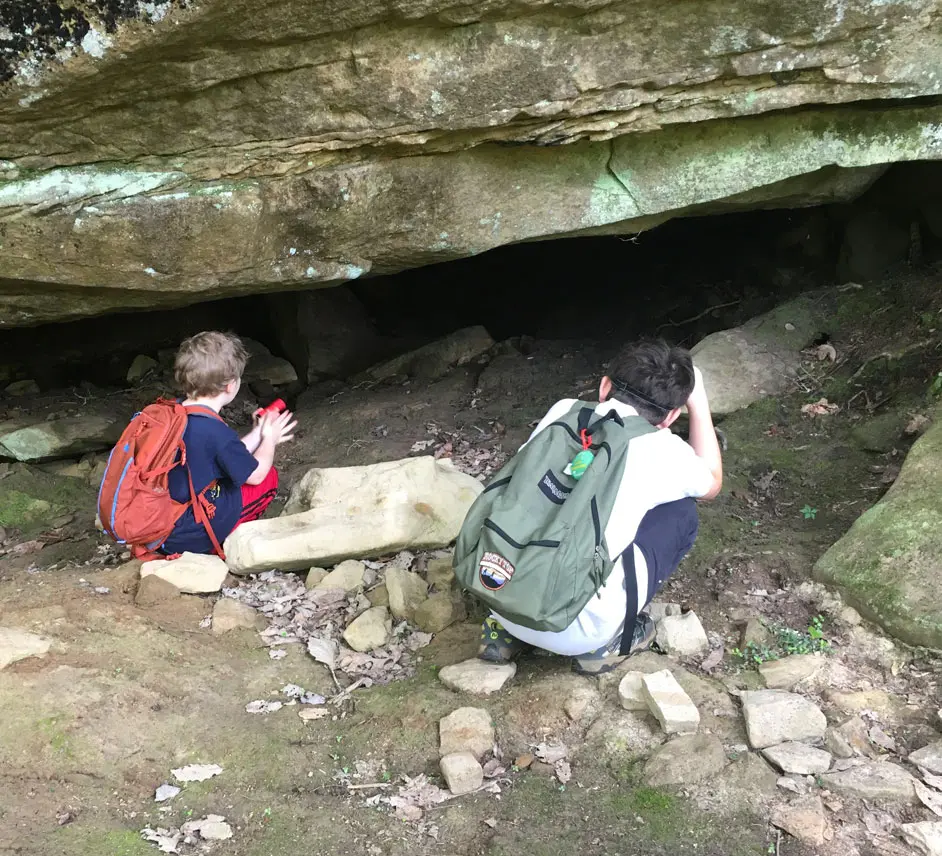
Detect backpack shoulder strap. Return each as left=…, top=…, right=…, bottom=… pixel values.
left=179, top=402, right=227, bottom=560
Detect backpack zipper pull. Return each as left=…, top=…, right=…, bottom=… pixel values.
left=593, top=546, right=606, bottom=598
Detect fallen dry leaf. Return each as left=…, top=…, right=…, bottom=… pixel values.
left=801, top=398, right=840, bottom=417
left=534, top=743, right=567, bottom=765
left=515, top=753, right=534, bottom=769
left=171, top=764, right=222, bottom=783
left=700, top=647, right=724, bottom=672
left=554, top=760, right=572, bottom=784
left=245, top=700, right=283, bottom=714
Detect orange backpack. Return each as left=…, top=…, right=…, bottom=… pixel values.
left=97, top=399, right=226, bottom=560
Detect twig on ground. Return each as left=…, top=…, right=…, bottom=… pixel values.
left=655, top=300, right=741, bottom=332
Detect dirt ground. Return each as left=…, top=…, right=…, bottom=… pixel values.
left=2, top=269, right=942, bottom=856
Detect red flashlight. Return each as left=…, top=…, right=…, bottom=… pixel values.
left=254, top=398, right=286, bottom=418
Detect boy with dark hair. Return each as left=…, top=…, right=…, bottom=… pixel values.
left=159, top=331, right=297, bottom=555
left=478, top=339, right=722, bottom=674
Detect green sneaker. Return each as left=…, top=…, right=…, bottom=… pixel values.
left=572, top=612, right=656, bottom=676
left=478, top=617, right=528, bottom=663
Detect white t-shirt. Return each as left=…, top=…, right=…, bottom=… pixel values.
left=493, top=397, right=714, bottom=656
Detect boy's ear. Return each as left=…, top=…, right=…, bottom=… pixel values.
left=657, top=407, right=683, bottom=430
left=599, top=376, right=612, bottom=402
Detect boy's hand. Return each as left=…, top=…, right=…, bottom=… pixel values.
left=260, top=409, right=298, bottom=445
left=687, top=365, right=709, bottom=410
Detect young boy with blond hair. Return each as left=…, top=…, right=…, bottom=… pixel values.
left=158, top=331, right=297, bottom=555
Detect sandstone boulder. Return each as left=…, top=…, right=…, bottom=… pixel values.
left=815, top=406, right=942, bottom=648
left=225, top=457, right=482, bottom=574
left=0, top=416, right=122, bottom=462
left=821, top=761, right=918, bottom=803
left=691, top=291, right=833, bottom=415
left=740, top=690, right=826, bottom=749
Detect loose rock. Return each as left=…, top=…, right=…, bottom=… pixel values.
left=646, top=602, right=682, bottom=622
left=127, top=354, right=158, bottom=384
left=5, top=379, right=39, bottom=396
left=761, top=742, right=832, bottom=775
left=342, top=606, right=392, bottom=652
left=618, top=672, right=648, bottom=712
left=413, top=593, right=464, bottom=633
left=771, top=795, right=829, bottom=847
left=368, top=584, right=390, bottom=607
left=741, top=617, right=773, bottom=649
left=225, top=457, right=483, bottom=573
left=244, top=353, right=298, bottom=386
left=830, top=715, right=876, bottom=758
left=758, top=654, right=823, bottom=689
left=212, top=598, right=261, bottom=634
left=821, top=761, right=918, bottom=803
left=439, top=659, right=515, bottom=696
left=134, top=574, right=180, bottom=606
left=140, top=552, right=229, bottom=594
left=740, top=690, right=827, bottom=749
left=439, top=707, right=494, bottom=759
left=0, top=627, right=52, bottom=670
left=654, top=612, right=709, bottom=657
left=644, top=734, right=727, bottom=786
left=305, top=567, right=328, bottom=588
left=910, top=743, right=942, bottom=775
left=316, top=560, right=366, bottom=593
left=642, top=669, right=700, bottom=734
left=440, top=751, right=484, bottom=795
left=901, top=821, right=942, bottom=856
left=385, top=567, right=429, bottom=620
left=425, top=557, right=456, bottom=591
left=564, top=686, right=602, bottom=722
left=366, top=326, right=494, bottom=381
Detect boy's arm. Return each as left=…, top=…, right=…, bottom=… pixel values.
left=241, top=422, right=262, bottom=454
left=686, top=367, right=723, bottom=501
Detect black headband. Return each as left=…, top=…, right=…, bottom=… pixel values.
left=609, top=377, right=670, bottom=413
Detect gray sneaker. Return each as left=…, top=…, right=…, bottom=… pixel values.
left=572, top=613, right=656, bottom=676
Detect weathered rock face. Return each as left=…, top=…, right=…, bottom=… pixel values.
left=814, top=406, right=942, bottom=648
left=1, top=1, right=941, bottom=323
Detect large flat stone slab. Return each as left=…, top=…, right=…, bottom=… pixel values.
left=814, top=407, right=942, bottom=648
left=821, top=761, right=918, bottom=803
left=741, top=690, right=826, bottom=750
left=438, top=659, right=516, bottom=696
left=225, top=457, right=482, bottom=573
left=0, top=416, right=122, bottom=462
left=0, top=627, right=52, bottom=669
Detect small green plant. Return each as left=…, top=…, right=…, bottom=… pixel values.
left=733, top=616, right=831, bottom=668
left=931, top=371, right=942, bottom=398
left=800, top=504, right=817, bottom=520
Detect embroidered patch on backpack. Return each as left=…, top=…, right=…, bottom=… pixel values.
left=479, top=552, right=515, bottom=591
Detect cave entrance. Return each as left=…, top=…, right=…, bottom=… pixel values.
left=0, top=160, right=939, bottom=391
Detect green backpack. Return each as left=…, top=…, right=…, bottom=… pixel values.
left=453, top=402, right=656, bottom=632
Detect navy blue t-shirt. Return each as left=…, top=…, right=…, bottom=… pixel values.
left=160, top=413, right=259, bottom=554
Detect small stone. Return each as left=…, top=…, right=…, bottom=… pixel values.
left=425, top=557, right=456, bottom=591
left=212, top=598, right=261, bottom=634
left=126, top=354, right=158, bottom=384
left=901, top=821, right=942, bottom=856
left=824, top=726, right=856, bottom=759
left=740, top=690, right=826, bottom=749
left=198, top=818, right=233, bottom=841
left=368, top=584, right=390, bottom=607
left=910, top=742, right=942, bottom=775
left=565, top=686, right=602, bottom=721
left=761, top=742, right=832, bottom=775
left=821, top=761, right=918, bottom=803
left=838, top=605, right=862, bottom=626
left=646, top=602, right=682, bottom=622
left=654, top=612, right=709, bottom=657
left=832, top=715, right=877, bottom=758
left=342, top=606, right=392, bottom=652
left=316, top=560, right=365, bottom=592
left=641, top=669, right=700, bottom=734
left=385, top=567, right=429, bottom=620
left=439, top=707, right=494, bottom=759
left=741, top=617, right=773, bottom=648
left=0, top=627, right=52, bottom=670
left=305, top=567, right=328, bottom=588
left=440, top=751, right=484, bottom=795
left=413, top=593, right=464, bottom=633
left=140, top=552, right=229, bottom=594
left=643, top=733, right=727, bottom=786
left=758, top=654, right=823, bottom=689
left=776, top=776, right=805, bottom=795
left=439, top=658, right=516, bottom=696
left=134, top=574, right=180, bottom=606
left=771, top=795, right=829, bottom=847
left=5, top=379, right=39, bottom=396
left=617, top=672, right=648, bottom=712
